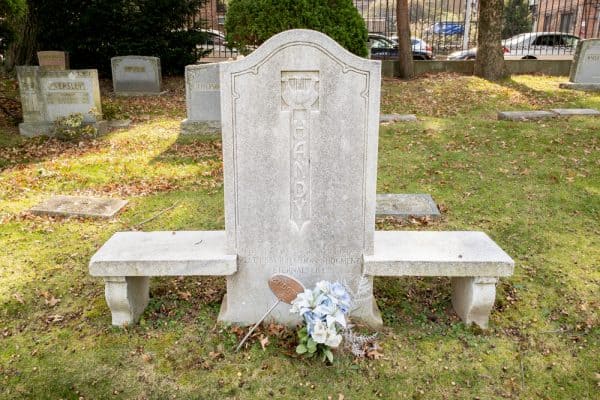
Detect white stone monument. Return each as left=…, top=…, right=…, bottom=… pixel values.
left=181, top=63, right=221, bottom=134
left=89, top=30, right=514, bottom=330
left=111, top=56, right=163, bottom=95
left=17, top=67, right=104, bottom=137
left=560, top=39, right=600, bottom=91
left=218, top=29, right=382, bottom=326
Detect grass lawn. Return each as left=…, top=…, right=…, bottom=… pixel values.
left=0, top=73, right=598, bottom=399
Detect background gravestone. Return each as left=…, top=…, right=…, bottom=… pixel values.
left=37, top=51, right=69, bottom=70
left=111, top=56, right=163, bottom=95
left=218, top=29, right=382, bottom=326
left=560, top=39, right=600, bottom=91
left=16, top=67, right=104, bottom=137
left=181, top=63, right=221, bottom=134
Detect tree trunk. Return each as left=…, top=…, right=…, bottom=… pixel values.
left=474, top=0, right=507, bottom=80
left=396, top=0, right=413, bottom=79
left=5, top=11, right=37, bottom=71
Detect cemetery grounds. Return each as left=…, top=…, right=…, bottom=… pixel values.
left=0, top=73, right=598, bottom=399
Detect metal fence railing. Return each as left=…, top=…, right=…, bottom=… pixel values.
left=194, top=0, right=600, bottom=59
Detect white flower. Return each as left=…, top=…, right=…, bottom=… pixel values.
left=325, top=308, right=347, bottom=329
left=315, top=280, right=331, bottom=295
left=324, top=323, right=342, bottom=348
left=291, top=288, right=323, bottom=316
left=311, top=320, right=328, bottom=344
left=324, top=332, right=342, bottom=348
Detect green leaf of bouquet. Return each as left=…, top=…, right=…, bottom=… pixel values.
left=324, top=349, right=334, bottom=363
left=296, top=344, right=307, bottom=354
left=298, top=327, right=308, bottom=340
left=307, top=338, right=317, bottom=353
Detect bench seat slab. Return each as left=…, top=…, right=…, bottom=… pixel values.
left=364, top=231, right=514, bottom=328
left=89, top=231, right=236, bottom=326
left=363, top=231, right=514, bottom=277
left=89, top=231, right=237, bottom=276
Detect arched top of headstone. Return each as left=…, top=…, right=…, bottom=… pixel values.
left=228, top=29, right=378, bottom=74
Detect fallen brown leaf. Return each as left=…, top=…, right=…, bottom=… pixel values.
left=259, top=334, right=269, bottom=350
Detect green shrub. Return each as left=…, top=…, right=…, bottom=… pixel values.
left=52, top=112, right=97, bottom=141
left=225, top=0, right=368, bottom=57
left=101, top=102, right=129, bottom=121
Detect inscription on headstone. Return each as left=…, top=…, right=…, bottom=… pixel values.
left=111, top=56, right=163, bottom=95
left=37, top=51, right=69, bottom=70
left=218, top=29, right=382, bottom=326
left=181, top=63, right=221, bottom=134
left=560, top=39, right=600, bottom=91
left=40, top=70, right=101, bottom=123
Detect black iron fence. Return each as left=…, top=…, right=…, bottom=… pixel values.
left=195, top=0, right=600, bottom=59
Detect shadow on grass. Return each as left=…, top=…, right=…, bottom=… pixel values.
left=150, top=130, right=222, bottom=166
left=0, top=129, right=116, bottom=172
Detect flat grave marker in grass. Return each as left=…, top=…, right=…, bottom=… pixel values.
left=181, top=63, right=221, bottom=134
left=497, top=110, right=556, bottom=121
left=560, top=38, right=600, bottom=91
left=379, top=113, right=417, bottom=123
left=111, top=56, right=164, bottom=96
left=16, top=66, right=105, bottom=137
left=376, top=194, right=440, bottom=220
left=550, top=108, right=600, bottom=116
left=30, top=195, right=128, bottom=218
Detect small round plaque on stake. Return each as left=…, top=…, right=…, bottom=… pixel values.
left=268, top=274, right=305, bottom=304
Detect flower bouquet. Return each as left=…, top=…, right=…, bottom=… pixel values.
left=290, top=281, right=352, bottom=362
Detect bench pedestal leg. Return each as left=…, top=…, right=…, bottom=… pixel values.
left=451, top=277, right=498, bottom=329
left=104, top=276, right=149, bottom=327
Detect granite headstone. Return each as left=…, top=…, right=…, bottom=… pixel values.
left=218, top=29, right=382, bottom=326
left=37, top=51, right=69, bottom=70
left=17, top=67, right=104, bottom=137
left=181, top=63, right=221, bottom=134
left=111, top=56, right=163, bottom=95
left=560, top=39, right=600, bottom=91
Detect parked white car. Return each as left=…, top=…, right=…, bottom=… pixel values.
left=448, top=32, right=580, bottom=60
left=503, top=32, right=579, bottom=59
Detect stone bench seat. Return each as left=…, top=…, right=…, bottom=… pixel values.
left=364, top=231, right=514, bottom=328
left=89, top=231, right=236, bottom=326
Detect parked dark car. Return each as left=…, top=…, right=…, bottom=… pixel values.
left=428, top=22, right=465, bottom=36
left=368, top=34, right=434, bottom=60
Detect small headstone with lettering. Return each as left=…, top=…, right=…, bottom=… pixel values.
left=181, top=63, right=221, bottom=134
left=37, top=51, right=69, bottom=70
left=16, top=67, right=105, bottom=137
left=111, top=56, right=163, bottom=95
left=560, top=39, right=600, bottom=91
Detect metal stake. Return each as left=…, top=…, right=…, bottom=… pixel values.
left=235, top=300, right=280, bottom=352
